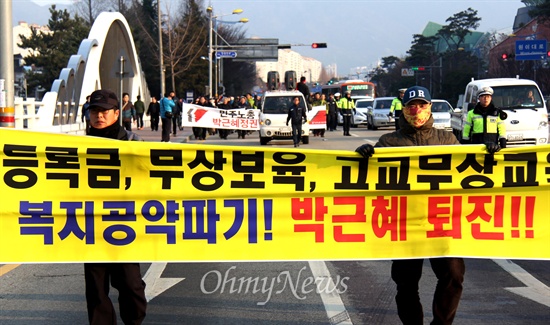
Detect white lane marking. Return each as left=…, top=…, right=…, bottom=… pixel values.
left=143, top=262, right=185, bottom=302
left=308, top=261, right=353, bottom=325
left=492, top=259, right=550, bottom=308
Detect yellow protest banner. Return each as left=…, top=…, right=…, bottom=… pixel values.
left=1, top=128, right=549, bottom=263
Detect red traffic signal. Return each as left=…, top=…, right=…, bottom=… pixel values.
left=311, top=43, right=327, bottom=49
left=501, top=53, right=515, bottom=60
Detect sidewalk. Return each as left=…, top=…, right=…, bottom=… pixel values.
left=131, top=125, right=194, bottom=143
left=133, top=124, right=254, bottom=143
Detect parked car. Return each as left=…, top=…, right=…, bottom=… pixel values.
left=430, top=99, right=453, bottom=130
left=367, top=97, right=394, bottom=130
left=338, top=98, right=373, bottom=127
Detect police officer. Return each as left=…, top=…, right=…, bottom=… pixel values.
left=339, top=91, right=355, bottom=136
left=389, top=88, right=407, bottom=130
left=461, top=86, right=506, bottom=153
left=326, top=93, right=338, bottom=131
left=334, top=92, right=342, bottom=131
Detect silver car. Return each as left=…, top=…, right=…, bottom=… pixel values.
left=337, top=98, right=372, bottom=127
left=431, top=99, right=453, bottom=130
left=367, top=97, right=395, bottom=130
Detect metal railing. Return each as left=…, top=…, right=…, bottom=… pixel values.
left=13, top=97, right=85, bottom=134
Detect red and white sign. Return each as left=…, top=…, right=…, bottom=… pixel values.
left=181, top=104, right=260, bottom=130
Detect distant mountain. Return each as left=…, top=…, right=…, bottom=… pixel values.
left=12, top=0, right=71, bottom=26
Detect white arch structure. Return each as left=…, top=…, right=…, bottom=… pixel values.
left=33, top=12, right=151, bottom=132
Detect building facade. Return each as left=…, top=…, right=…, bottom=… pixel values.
left=256, top=49, right=322, bottom=89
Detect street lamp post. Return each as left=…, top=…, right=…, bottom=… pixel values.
left=213, top=18, right=248, bottom=97
left=206, top=6, right=243, bottom=99
left=207, top=6, right=213, bottom=98
left=158, top=1, right=165, bottom=98
left=201, top=56, right=217, bottom=95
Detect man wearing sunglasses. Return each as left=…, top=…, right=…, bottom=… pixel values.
left=355, top=86, right=464, bottom=325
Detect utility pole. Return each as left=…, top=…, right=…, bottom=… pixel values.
left=118, top=56, right=125, bottom=126
left=158, top=0, right=165, bottom=98
left=207, top=6, right=213, bottom=99
left=0, top=0, right=14, bottom=127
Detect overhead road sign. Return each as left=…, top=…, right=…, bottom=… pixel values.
left=232, top=38, right=279, bottom=61
left=216, top=51, right=237, bottom=59
left=515, top=40, right=547, bottom=61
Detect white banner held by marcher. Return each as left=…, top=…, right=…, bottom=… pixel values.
left=308, top=105, right=327, bottom=130
left=181, top=103, right=260, bottom=130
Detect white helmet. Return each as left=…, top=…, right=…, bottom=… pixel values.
left=477, top=86, right=494, bottom=98
left=334, top=92, right=341, bottom=97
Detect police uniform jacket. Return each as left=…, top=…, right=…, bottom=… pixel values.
left=462, top=102, right=506, bottom=144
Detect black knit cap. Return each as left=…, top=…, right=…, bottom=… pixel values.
left=89, top=89, right=119, bottom=110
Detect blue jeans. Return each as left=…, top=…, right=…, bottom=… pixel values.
left=291, top=122, right=302, bottom=145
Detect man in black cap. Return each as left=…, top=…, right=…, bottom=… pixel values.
left=85, top=89, right=147, bottom=324
left=355, top=86, right=465, bottom=325
left=296, top=76, right=311, bottom=108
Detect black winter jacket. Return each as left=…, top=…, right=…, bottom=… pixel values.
left=376, top=115, right=459, bottom=147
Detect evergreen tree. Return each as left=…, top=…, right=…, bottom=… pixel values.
left=525, top=0, right=550, bottom=23
left=406, top=34, right=438, bottom=67
left=126, top=0, right=160, bottom=97
left=18, top=5, right=90, bottom=92
left=436, top=8, right=481, bottom=52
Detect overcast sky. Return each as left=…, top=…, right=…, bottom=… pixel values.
left=27, top=0, right=525, bottom=76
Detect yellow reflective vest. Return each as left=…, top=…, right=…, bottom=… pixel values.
left=338, top=97, right=355, bottom=116
left=462, top=103, right=506, bottom=144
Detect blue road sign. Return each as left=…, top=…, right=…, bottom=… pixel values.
left=515, top=40, right=547, bottom=61
left=215, top=51, right=237, bottom=59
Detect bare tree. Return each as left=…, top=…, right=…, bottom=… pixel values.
left=73, top=0, right=133, bottom=25
left=129, top=0, right=207, bottom=93
left=164, top=2, right=207, bottom=92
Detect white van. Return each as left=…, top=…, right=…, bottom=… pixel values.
left=452, top=78, right=549, bottom=146
left=259, top=90, right=310, bottom=145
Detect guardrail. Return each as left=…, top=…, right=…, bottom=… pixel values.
left=14, top=97, right=85, bottom=135
left=13, top=97, right=151, bottom=135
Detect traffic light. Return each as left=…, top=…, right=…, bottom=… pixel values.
left=411, top=66, right=425, bottom=71
left=501, top=53, right=515, bottom=61
left=311, top=43, right=327, bottom=49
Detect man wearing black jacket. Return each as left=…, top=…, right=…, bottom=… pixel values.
left=296, top=76, right=311, bottom=108
left=85, top=89, right=147, bottom=325
left=286, top=96, right=307, bottom=147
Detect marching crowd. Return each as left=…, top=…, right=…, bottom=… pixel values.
left=149, top=92, right=262, bottom=142
left=82, top=76, right=363, bottom=143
